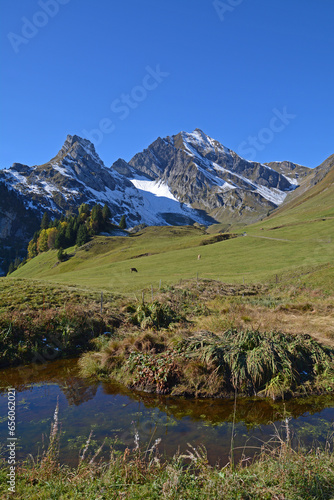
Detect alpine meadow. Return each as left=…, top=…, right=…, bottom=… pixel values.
left=1, top=1, right=334, bottom=499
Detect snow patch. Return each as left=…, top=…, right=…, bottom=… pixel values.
left=182, top=130, right=231, bottom=156
left=52, top=163, right=71, bottom=177
left=255, top=185, right=287, bottom=205
left=129, top=179, right=178, bottom=201
left=282, top=175, right=299, bottom=186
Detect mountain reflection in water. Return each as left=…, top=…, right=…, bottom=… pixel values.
left=1, top=358, right=333, bottom=466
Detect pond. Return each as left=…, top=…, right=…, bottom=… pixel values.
left=1, top=358, right=333, bottom=467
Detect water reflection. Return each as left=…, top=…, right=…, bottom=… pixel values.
left=0, top=359, right=333, bottom=466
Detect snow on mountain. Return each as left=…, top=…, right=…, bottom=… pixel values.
left=0, top=130, right=311, bottom=235
left=181, top=129, right=231, bottom=157
left=130, top=178, right=179, bottom=201
left=0, top=134, right=212, bottom=228
left=128, top=128, right=300, bottom=224
left=264, top=160, right=311, bottom=186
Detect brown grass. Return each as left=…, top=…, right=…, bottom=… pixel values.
left=193, top=293, right=334, bottom=348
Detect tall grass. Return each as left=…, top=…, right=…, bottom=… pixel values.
left=79, top=328, right=334, bottom=399
left=0, top=305, right=119, bottom=368
left=1, top=404, right=333, bottom=499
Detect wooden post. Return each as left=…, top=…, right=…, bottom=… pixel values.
left=142, top=291, right=145, bottom=304
left=276, top=274, right=278, bottom=284
left=100, top=291, right=103, bottom=314
left=159, top=279, right=161, bottom=290
left=151, top=284, right=154, bottom=302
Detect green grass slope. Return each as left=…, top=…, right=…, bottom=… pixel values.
left=10, top=161, right=334, bottom=294
left=269, top=153, right=334, bottom=222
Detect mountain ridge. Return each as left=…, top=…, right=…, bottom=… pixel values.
left=0, top=128, right=332, bottom=274
left=126, top=128, right=306, bottom=223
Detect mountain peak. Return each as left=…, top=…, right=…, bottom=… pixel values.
left=56, top=134, right=103, bottom=168
left=66, top=134, right=84, bottom=144
left=60, top=134, right=97, bottom=156
left=178, top=129, right=231, bottom=156
left=193, top=127, right=208, bottom=137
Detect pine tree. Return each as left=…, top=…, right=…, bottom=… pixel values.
left=91, top=203, right=104, bottom=233
left=7, top=262, right=15, bottom=275
left=57, top=248, right=67, bottom=262
left=32, top=231, right=39, bottom=243
left=119, top=215, right=126, bottom=229
left=14, top=256, right=21, bottom=269
left=76, top=224, right=89, bottom=246
left=78, top=203, right=90, bottom=216
left=102, top=203, right=111, bottom=222
left=40, top=212, right=50, bottom=230
left=54, top=227, right=67, bottom=249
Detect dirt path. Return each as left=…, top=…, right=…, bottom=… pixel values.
left=247, top=234, right=293, bottom=242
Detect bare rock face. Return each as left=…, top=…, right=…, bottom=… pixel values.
left=0, top=182, right=40, bottom=272
left=127, top=129, right=304, bottom=223
left=0, top=135, right=144, bottom=225
left=0, top=133, right=218, bottom=272
left=1, top=129, right=327, bottom=274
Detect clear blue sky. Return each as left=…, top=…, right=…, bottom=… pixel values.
left=1, top=0, right=333, bottom=169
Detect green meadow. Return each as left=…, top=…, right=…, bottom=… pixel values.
left=10, top=214, right=334, bottom=295
left=10, top=162, right=334, bottom=293
left=2, top=166, right=334, bottom=500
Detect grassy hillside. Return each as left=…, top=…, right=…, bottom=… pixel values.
left=8, top=159, right=334, bottom=295
left=269, top=153, right=334, bottom=221
left=10, top=220, right=334, bottom=296
left=10, top=228, right=333, bottom=295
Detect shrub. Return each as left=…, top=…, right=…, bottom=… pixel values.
left=131, top=301, right=181, bottom=329
left=57, top=248, right=67, bottom=262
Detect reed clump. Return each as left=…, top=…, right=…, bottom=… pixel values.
left=79, top=328, right=334, bottom=399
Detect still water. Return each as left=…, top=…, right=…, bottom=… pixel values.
left=1, top=358, right=333, bottom=466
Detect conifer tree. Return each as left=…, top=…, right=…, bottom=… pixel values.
left=119, top=215, right=126, bottom=229
left=91, top=203, right=104, bottom=232
left=78, top=203, right=90, bottom=215
left=40, top=212, right=50, bottom=230
left=102, top=203, right=111, bottom=222
left=76, top=224, right=89, bottom=246
left=7, top=262, right=15, bottom=275
left=54, top=226, right=67, bottom=249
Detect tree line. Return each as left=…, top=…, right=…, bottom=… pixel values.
left=7, top=204, right=127, bottom=274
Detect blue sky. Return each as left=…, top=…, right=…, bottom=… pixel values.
left=1, top=0, right=333, bottom=169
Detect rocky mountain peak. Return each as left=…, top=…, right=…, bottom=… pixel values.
left=128, top=128, right=302, bottom=220
left=57, top=134, right=102, bottom=166
left=178, top=129, right=231, bottom=158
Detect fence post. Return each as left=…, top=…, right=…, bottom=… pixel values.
left=151, top=284, right=154, bottom=302
left=100, top=291, right=103, bottom=314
